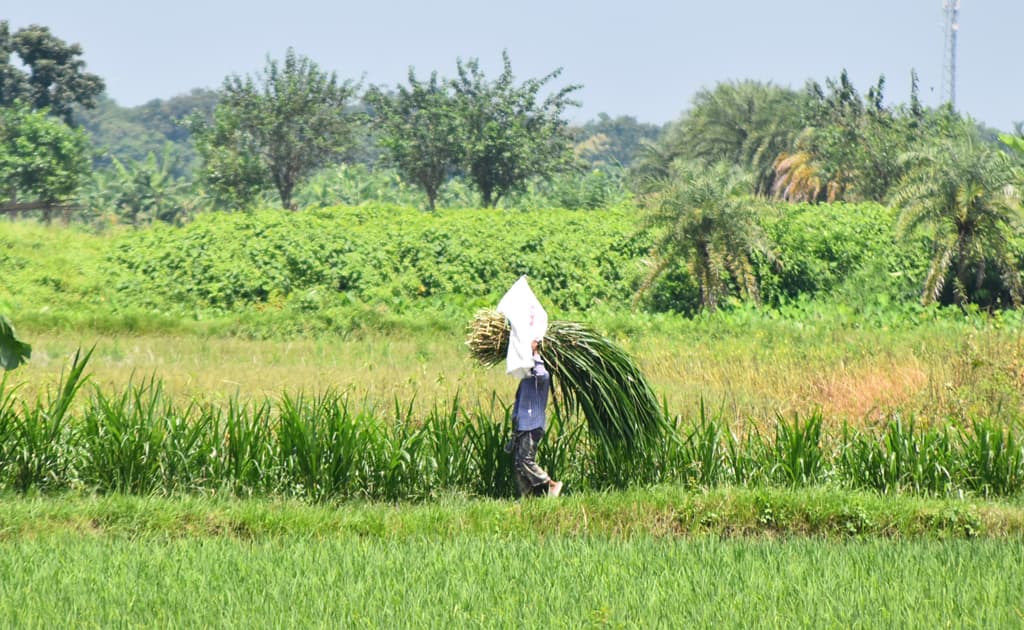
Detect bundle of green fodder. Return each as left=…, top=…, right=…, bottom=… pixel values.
left=467, top=309, right=666, bottom=448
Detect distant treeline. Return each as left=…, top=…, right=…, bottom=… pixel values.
left=75, top=92, right=662, bottom=180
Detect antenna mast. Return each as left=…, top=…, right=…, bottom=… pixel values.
left=940, top=0, right=960, bottom=107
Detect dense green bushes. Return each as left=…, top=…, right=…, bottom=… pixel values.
left=102, top=201, right=922, bottom=315
left=757, top=202, right=928, bottom=305
left=0, top=200, right=997, bottom=331
left=105, top=204, right=652, bottom=313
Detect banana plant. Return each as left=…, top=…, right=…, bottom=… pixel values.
left=102, top=144, right=192, bottom=226
left=998, top=133, right=1024, bottom=157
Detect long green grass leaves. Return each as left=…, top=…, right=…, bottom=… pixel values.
left=3, top=533, right=1023, bottom=627
left=2, top=364, right=1024, bottom=500
left=4, top=348, right=91, bottom=492
left=543, top=319, right=667, bottom=448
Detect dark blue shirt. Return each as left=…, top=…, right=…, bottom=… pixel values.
left=512, top=357, right=550, bottom=432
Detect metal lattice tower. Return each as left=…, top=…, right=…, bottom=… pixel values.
left=940, top=0, right=960, bottom=107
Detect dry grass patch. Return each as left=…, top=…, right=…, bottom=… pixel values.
left=13, top=333, right=511, bottom=413
left=804, top=361, right=929, bottom=427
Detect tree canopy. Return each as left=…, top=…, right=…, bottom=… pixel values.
left=0, top=102, right=89, bottom=206
left=573, top=113, right=663, bottom=168
left=452, top=51, right=581, bottom=207
left=637, top=81, right=806, bottom=196
left=636, top=161, right=772, bottom=312
left=893, top=127, right=1024, bottom=307
left=0, top=21, right=104, bottom=124
left=366, top=71, right=462, bottom=211
left=771, top=70, right=949, bottom=204
left=76, top=89, right=219, bottom=177
left=191, top=49, right=360, bottom=210
left=5, top=18, right=1024, bottom=324
left=364, top=52, right=583, bottom=209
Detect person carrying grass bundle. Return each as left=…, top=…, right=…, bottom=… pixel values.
left=470, top=276, right=666, bottom=494
left=508, top=339, right=563, bottom=498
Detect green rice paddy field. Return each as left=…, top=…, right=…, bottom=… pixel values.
left=4, top=318, right=1024, bottom=627
left=2, top=531, right=1021, bottom=628
left=3, top=320, right=1024, bottom=627
left=1, top=491, right=1023, bottom=628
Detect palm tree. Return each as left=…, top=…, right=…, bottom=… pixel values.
left=632, top=81, right=805, bottom=197
left=1000, top=133, right=1024, bottom=160
left=635, top=161, right=775, bottom=312
left=892, top=130, right=1024, bottom=307
left=681, top=81, right=805, bottom=196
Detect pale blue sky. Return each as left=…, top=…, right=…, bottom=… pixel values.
left=6, top=1, right=1022, bottom=130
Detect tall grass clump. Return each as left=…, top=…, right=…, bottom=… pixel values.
left=956, top=419, right=1024, bottom=496
left=771, top=412, right=825, bottom=485
left=209, top=396, right=277, bottom=495
left=78, top=378, right=216, bottom=494
left=838, top=418, right=955, bottom=495
left=277, top=391, right=379, bottom=501
left=3, top=348, right=91, bottom=493
left=3, top=352, right=1024, bottom=501
left=0, top=374, right=20, bottom=486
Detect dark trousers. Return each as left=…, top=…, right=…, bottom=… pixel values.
left=512, top=428, right=550, bottom=497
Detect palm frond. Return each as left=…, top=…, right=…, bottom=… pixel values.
left=466, top=310, right=667, bottom=449
left=922, top=245, right=954, bottom=305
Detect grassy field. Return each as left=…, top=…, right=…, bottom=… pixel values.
left=4, top=536, right=1022, bottom=628
left=1, top=491, right=1022, bottom=628
left=5, top=215, right=1024, bottom=626
left=6, top=325, right=1024, bottom=500
left=3, top=488, right=1022, bottom=539
left=14, top=307, right=1024, bottom=431
left=5, top=211, right=1024, bottom=429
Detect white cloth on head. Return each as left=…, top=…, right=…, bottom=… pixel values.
left=496, top=276, right=549, bottom=379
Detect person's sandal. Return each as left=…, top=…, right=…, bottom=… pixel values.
left=549, top=481, right=563, bottom=497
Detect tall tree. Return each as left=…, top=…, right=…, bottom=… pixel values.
left=688, top=81, right=802, bottom=195
left=635, top=161, right=773, bottom=312
left=0, top=21, right=104, bottom=124
left=451, top=51, right=580, bottom=207
left=0, top=22, right=27, bottom=104
left=191, top=49, right=360, bottom=210
left=892, top=128, right=1024, bottom=307
left=366, top=71, right=461, bottom=210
